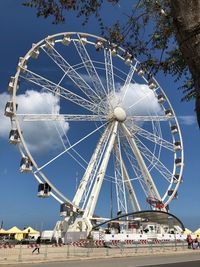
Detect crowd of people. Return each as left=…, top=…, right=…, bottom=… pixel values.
left=187, top=234, right=200, bottom=249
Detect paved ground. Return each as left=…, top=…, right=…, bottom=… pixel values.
left=0, top=252, right=200, bottom=266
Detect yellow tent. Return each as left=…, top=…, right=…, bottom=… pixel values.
left=184, top=228, right=192, bottom=235
left=6, top=226, right=22, bottom=234
left=6, top=226, right=23, bottom=241
left=0, top=228, right=8, bottom=234
left=194, top=228, right=200, bottom=236
left=22, top=227, right=39, bottom=234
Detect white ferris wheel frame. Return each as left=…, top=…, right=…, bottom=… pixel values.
left=8, top=32, right=184, bottom=219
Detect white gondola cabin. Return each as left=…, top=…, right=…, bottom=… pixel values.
left=80, top=35, right=87, bottom=45
left=157, top=94, right=166, bottom=104
left=62, top=35, right=71, bottom=45
left=165, top=109, right=173, bottom=117
left=20, top=157, right=33, bottom=172
left=95, top=39, right=104, bottom=51
left=4, top=101, right=18, bottom=117
left=148, top=79, right=157, bottom=89
left=168, top=189, right=178, bottom=199
left=175, top=158, right=182, bottom=167
left=8, top=76, right=19, bottom=93
left=171, top=125, right=178, bottom=134
left=173, top=174, right=181, bottom=183
left=17, top=57, right=27, bottom=72
left=137, top=67, right=145, bottom=76
left=60, top=203, right=74, bottom=217
left=174, top=141, right=182, bottom=151
left=45, top=38, right=55, bottom=48
left=124, top=52, right=133, bottom=65
left=30, top=44, right=40, bottom=59
left=9, top=129, right=20, bottom=144
left=37, top=183, right=51, bottom=198
left=111, top=45, right=118, bottom=56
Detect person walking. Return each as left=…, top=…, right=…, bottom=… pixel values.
left=32, top=236, right=41, bottom=254
left=197, top=234, right=200, bottom=249
left=186, top=234, right=193, bottom=249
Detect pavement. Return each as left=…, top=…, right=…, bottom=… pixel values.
left=0, top=244, right=200, bottom=265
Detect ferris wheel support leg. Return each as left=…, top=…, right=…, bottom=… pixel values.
left=114, top=141, right=128, bottom=214
left=83, top=121, right=119, bottom=228
left=122, top=123, right=165, bottom=211
left=72, top=124, right=111, bottom=206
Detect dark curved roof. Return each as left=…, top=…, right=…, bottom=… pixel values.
left=92, top=210, right=185, bottom=231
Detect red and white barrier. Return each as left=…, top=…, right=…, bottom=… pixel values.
left=111, top=240, right=120, bottom=246
left=153, top=239, right=161, bottom=244
left=139, top=240, right=147, bottom=244
left=94, top=240, right=105, bottom=247
left=125, top=240, right=134, bottom=245
left=0, top=244, right=15, bottom=249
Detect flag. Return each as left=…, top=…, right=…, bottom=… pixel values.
left=0, top=220, right=3, bottom=229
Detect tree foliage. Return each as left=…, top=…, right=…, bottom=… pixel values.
left=22, top=0, right=197, bottom=116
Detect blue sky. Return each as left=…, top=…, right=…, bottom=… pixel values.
left=0, top=1, right=199, bottom=232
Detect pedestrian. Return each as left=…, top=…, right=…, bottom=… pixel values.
left=196, top=234, right=200, bottom=249
left=192, top=238, right=198, bottom=249
left=32, top=236, right=41, bottom=254
left=186, top=234, right=193, bottom=249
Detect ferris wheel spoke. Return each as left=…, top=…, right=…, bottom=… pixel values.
left=122, top=140, right=149, bottom=198
left=122, top=123, right=162, bottom=202
left=16, top=113, right=108, bottom=122
left=121, top=139, right=151, bottom=199
left=35, top=121, right=108, bottom=173
left=104, top=49, right=116, bottom=96
left=121, top=160, right=141, bottom=212
left=121, top=62, right=138, bottom=103
left=73, top=36, right=108, bottom=101
left=114, top=136, right=140, bottom=212
left=54, top=121, right=87, bottom=170
left=20, top=69, right=101, bottom=114
left=42, top=42, right=102, bottom=104
left=127, top=123, right=174, bottom=151
left=134, top=136, right=173, bottom=183
left=126, top=115, right=172, bottom=122
left=73, top=124, right=112, bottom=208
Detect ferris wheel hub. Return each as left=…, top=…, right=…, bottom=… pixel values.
left=113, top=107, right=126, bottom=122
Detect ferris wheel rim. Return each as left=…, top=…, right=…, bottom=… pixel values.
left=9, top=31, right=184, bottom=215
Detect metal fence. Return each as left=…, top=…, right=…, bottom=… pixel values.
left=0, top=241, right=189, bottom=263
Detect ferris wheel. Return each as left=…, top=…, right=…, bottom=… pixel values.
left=5, top=32, right=184, bottom=233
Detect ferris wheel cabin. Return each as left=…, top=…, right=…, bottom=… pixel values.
left=4, top=101, right=18, bottom=117
left=157, top=94, right=166, bottom=104
left=174, top=141, right=182, bottom=151
left=60, top=203, right=75, bottom=217
left=30, top=44, right=40, bottom=59
left=171, top=125, right=179, bottom=134
left=175, top=158, right=183, bottom=167
left=62, top=35, right=71, bottom=46
left=20, top=156, right=33, bottom=172
left=9, top=129, right=20, bottom=144
left=37, top=183, right=51, bottom=198
left=123, top=52, right=133, bottom=65
left=95, top=39, right=104, bottom=51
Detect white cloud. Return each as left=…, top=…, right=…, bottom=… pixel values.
left=178, top=115, right=197, bottom=126
left=0, top=91, right=69, bottom=153
left=108, top=83, right=163, bottom=116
